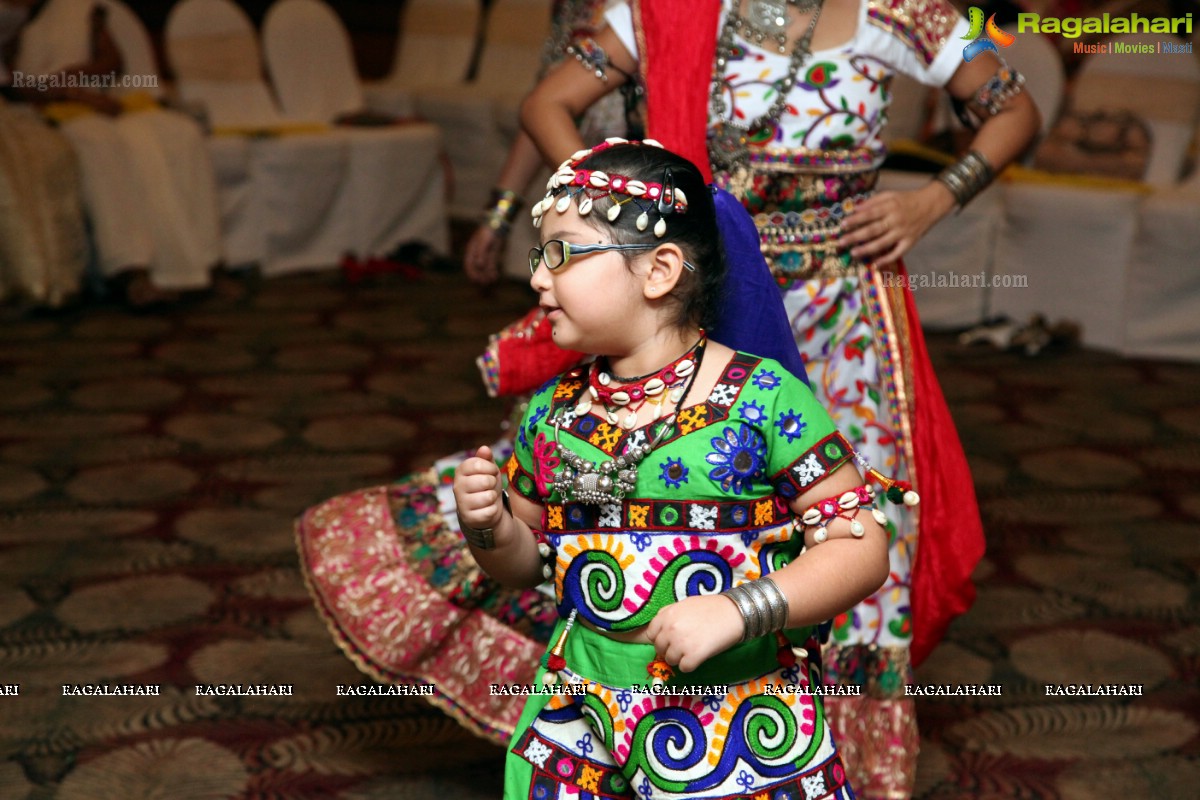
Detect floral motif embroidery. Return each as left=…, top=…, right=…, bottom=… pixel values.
left=738, top=399, right=766, bottom=424
left=752, top=369, right=781, bottom=391
left=531, top=432, right=561, bottom=496
left=775, top=409, right=808, bottom=443
left=706, top=424, right=767, bottom=495
left=523, top=737, right=552, bottom=768
left=659, top=457, right=689, bottom=489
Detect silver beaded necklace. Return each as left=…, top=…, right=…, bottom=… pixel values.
left=745, top=0, right=823, bottom=53
left=708, top=0, right=825, bottom=173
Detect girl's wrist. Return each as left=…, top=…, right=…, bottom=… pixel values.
left=458, top=491, right=512, bottom=550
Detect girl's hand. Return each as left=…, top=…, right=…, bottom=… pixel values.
left=463, top=225, right=504, bottom=285
left=839, top=183, right=956, bottom=266
left=645, top=594, right=744, bottom=673
left=452, top=445, right=505, bottom=531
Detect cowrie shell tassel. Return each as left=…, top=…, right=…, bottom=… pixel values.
left=578, top=195, right=593, bottom=215
left=607, top=204, right=622, bottom=221
left=555, top=195, right=571, bottom=213
left=653, top=217, right=667, bottom=237
left=636, top=211, right=649, bottom=231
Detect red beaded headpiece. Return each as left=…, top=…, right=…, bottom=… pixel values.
left=531, top=138, right=689, bottom=238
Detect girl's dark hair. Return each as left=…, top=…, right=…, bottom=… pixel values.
left=567, top=143, right=725, bottom=332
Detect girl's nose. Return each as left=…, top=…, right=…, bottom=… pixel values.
left=529, top=261, right=552, bottom=292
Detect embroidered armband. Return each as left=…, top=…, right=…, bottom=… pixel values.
left=953, top=60, right=1026, bottom=130
left=565, top=35, right=633, bottom=83
left=771, top=431, right=854, bottom=499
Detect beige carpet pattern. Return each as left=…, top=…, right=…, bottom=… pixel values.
left=0, top=272, right=1196, bottom=799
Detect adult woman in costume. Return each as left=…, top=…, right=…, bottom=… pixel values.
left=518, top=0, right=1039, bottom=795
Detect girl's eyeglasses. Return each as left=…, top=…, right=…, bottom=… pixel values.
left=529, top=240, right=697, bottom=275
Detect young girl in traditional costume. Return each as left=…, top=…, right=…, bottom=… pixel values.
left=455, top=139, right=905, bottom=799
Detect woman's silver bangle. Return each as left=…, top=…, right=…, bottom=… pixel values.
left=935, top=150, right=994, bottom=208
left=723, top=576, right=789, bottom=642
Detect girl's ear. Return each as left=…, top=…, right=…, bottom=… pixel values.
left=642, top=242, right=687, bottom=301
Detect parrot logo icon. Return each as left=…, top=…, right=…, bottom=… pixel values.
left=962, top=8, right=1016, bottom=61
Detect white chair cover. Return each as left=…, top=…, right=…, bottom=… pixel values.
left=164, top=0, right=285, bottom=128
left=262, top=0, right=363, bottom=122
left=99, top=0, right=164, bottom=98
left=258, top=0, right=450, bottom=270
left=991, top=179, right=1142, bottom=352
left=475, top=0, right=551, bottom=99
left=413, top=0, right=550, bottom=218
left=1124, top=185, right=1200, bottom=361
left=1073, top=33, right=1200, bottom=187
left=363, top=0, right=482, bottom=118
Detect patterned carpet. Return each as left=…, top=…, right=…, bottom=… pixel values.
left=0, top=270, right=1196, bottom=799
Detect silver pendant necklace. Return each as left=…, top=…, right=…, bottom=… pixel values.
left=550, top=341, right=706, bottom=505
left=709, top=0, right=825, bottom=172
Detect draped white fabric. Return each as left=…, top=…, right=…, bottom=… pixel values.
left=409, top=0, right=550, bottom=218
left=16, top=0, right=221, bottom=288
left=0, top=102, right=87, bottom=305
left=166, top=0, right=448, bottom=273
left=876, top=169, right=1002, bottom=329
left=1124, top=183, right=1200, bottom=361
left=262, top=0, right=363, bottom=123
left=362, top=0, right=482, bottom=119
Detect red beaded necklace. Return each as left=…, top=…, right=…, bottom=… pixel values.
left=578, top=333, right=706, bottom=430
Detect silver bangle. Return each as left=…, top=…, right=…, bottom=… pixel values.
left=936, top=150, right=994, bottom=208
left=458, top=517, right=495, bottom=550
left=723, top=576, right=789, bottom=642
left=458, top=490, right=510, bottom=550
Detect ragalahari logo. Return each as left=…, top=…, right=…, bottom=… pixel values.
left=962, top=7, right=1016, bottom=61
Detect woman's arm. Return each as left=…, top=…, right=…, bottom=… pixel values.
left=840, top=50, right=1041, bottom=266
left=463, top=132, right=547, bottom=285
left=520, top=25, right=635, bottom=166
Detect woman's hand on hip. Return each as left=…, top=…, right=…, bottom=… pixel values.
left=839, top=182, right=956, bottom=266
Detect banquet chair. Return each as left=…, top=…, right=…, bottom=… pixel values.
left=413, top=0, right=551, bottom=218
left=261, top=0, right=449, bottom=260
left=1124, top=175, right=1200, bottom=361
left=362, top=0, right=482, bottom=118
left=98, top=0, right=164, bottom=99
left=167, top=0, right=446, bottom=273
left=1073, top=33, right=1200, bottom=187
left=262, top=0, right=364, bottom=122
